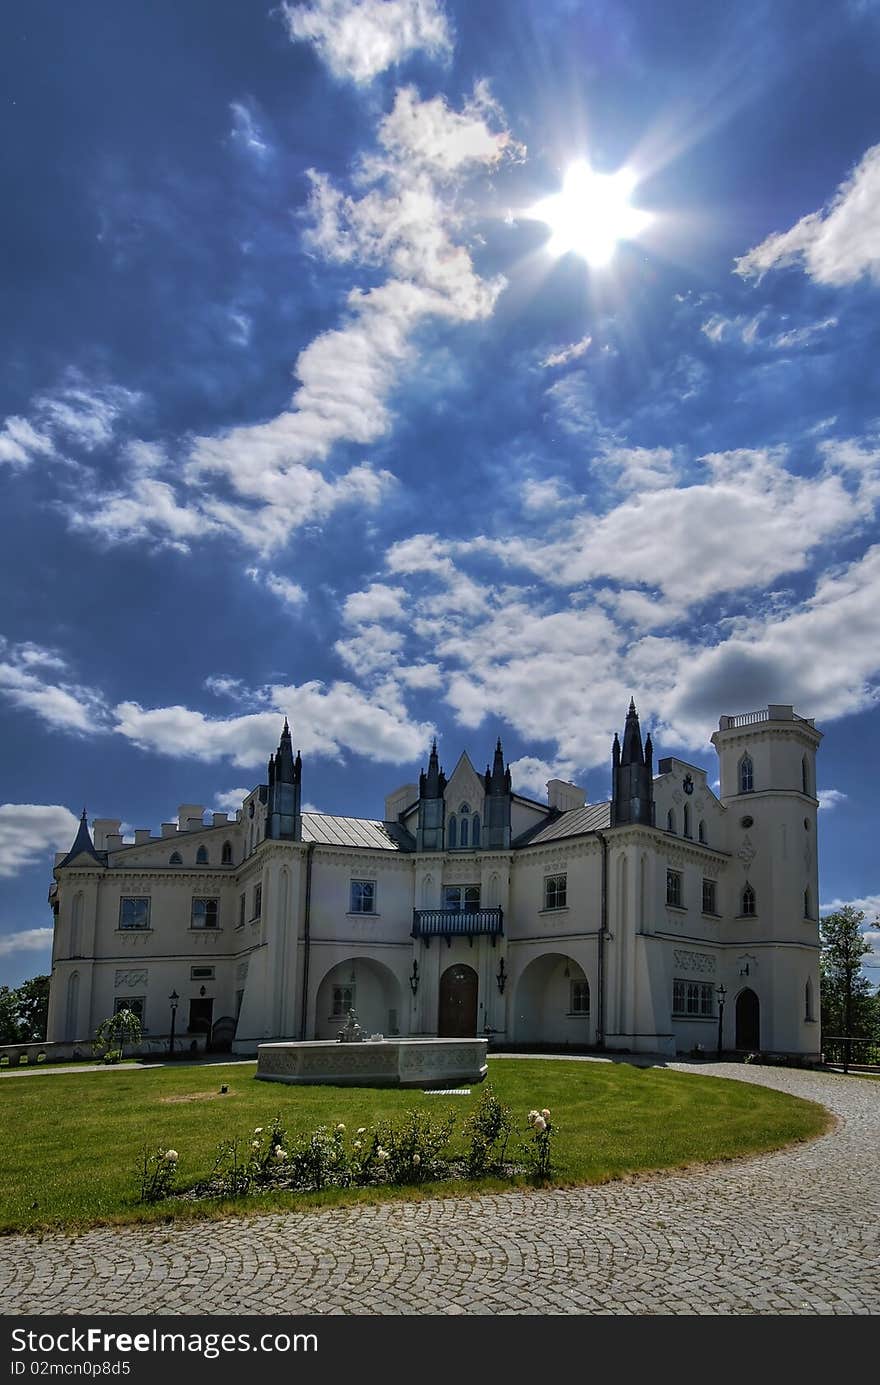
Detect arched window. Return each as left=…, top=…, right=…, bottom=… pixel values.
left=222, top=841, right=232, bottom=864
left=802, top=756, right=810, bottom=796
left=804, top=888, right=811, bottom=919
left=739, top=754, right=754, bottom=794
left=447, top=815, right=457, bottom=849
left=683, top=804, right=691, bottom=838
left=805, top=977, right=814, bottom=1021
left=471, top=813, right=480, bottom=847
left=169, top=851, right=182, bottom=865
left=65, top=971, right=80, bottom=1042
left=70, top=892, right=83, bottom=959
left=196, top=845, right=208, bottom=865
left=698, top=820, right=706, bottom=844
left=460, top=815, right=469, bottom=847
left=666, top=808, right=676, bottom=834
left=742, top=882, right=756, bottom=917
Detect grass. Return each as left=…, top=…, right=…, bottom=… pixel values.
left=0, top=1058, right=831, bottom=1235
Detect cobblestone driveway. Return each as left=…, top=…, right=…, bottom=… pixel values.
left=1, top=1062, right=876, bottom=1315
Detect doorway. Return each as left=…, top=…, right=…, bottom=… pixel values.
left=187, top=997, right=214, bottom=1036
left=735, top=988, right=760, bottom=1050
left=438, top=964, right=478, bottom=1037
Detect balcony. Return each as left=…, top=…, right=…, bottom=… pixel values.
left=412, top=907, right=504, bottom=944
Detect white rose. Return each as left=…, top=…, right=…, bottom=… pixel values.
left=353, top=1140, right=362, bottom=1150
left=251, top=1141, right=260, bottom=1151
left=254, top=1127, right=263, bottom=1135
left=356, top=1127, right=366, bottom=1135
left=377, top=1148, right=389, bottom=1163
left=336, top=1123, right=346, bottom=1133
left=164, top=1149, right=178, bottom=1162
left=412, top=1154, right=421, bottom=1166
left=533, top=1116, right=547, bottom=1132
left=541, top=1109, right=551, bottom=1120
left=274, top=1147, right=287, bottom=1161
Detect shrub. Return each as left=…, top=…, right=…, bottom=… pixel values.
left=522, top=1106, right=555, bottom=1181
left=373, top=1108, right=455, bottom=1184
left=139, top=1146, right=180, bottom=1203
left=93, top=1008, right=142, bottom=1062
left=463, top=1085, right=513, bottom=1177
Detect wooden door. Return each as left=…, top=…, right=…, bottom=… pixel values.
left=438, top=964, right=478, bottom=1037
left=735, top=988, right=760, bottom=1050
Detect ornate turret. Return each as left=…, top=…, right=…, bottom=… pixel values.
left=58, top=809, right=104, bottom=868
left=266, top=718, right=302, bottom=841
left=416, top=739, right=446, bottom=851
left=483, top=736, right=512, bottom=848
left=611, top=699, right=654, bottom=827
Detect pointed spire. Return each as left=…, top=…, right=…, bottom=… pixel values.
left=274, top=718, right=296, bottom=783
left=59, top=809, right=103, bottom=868
left=489, top=736, right=507, bottom=793
left=645, top=732, right=653, bottom=774
left=621, top=697, right=644, bottom=766
left=612, top=732, right=621, bottom=768
left=423, top=737, right=444, bottom=797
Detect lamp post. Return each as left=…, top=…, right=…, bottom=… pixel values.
left=716, top=984, right=727, bottom=1059
left=168, top=990, right=179, bottom=1059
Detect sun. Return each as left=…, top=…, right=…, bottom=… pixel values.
left=528, top=160, right=653, bottom=267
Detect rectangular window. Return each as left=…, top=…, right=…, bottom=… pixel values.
left=253, top=884, right=262, bottom=919
left=570, top=979, right=590, bottom=1014
left=332, top=984, right=355, bottom=1017
left=119, top=897, right=150, bottom=930
left=666, top=870, right=683, bottom=908
left=190, top=966, right=215, bottom=981
left=702, top=879, right=717, bottom=914
left=544, top=874, right=567, bottom=910
left=114, top=995, right=145, bottom=1024
left=443, top=885, right=480, bottom=911
left=191, top=898, right=219, bottom=929
left=350, top=880, right=376, bottom=914
left=672, top=980, right=715, bottom=1017
left=238, top=894, right=246, bottom=929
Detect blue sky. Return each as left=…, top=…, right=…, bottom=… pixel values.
left=2, top=0, right=880, bottom=988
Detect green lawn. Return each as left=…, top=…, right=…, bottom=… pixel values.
left=0, top=1058, right=830, bottom=1234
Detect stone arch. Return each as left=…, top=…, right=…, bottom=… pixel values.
left=313, top=957, right=403, bottom=1041
left=512, top=951, right=591, bottom=1046
left=65, top=971, right=80, bottom=1042
left=196, top=845, right=209, bottom=865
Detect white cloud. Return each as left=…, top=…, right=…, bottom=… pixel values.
left=521, top=478, right=570, bottom=513
left=772, top=316, right=837, bottom=350
left=282, top=0, right=452, bottom=84
left=735, top=143, right=880, bottom=285
left=541, top=335, right=592, bottom=369
left=342, top=583, right=406, bottom=624
left=0, top=640, right=107, bottom=735
left=213, top=789, right=251, bottom=815
left=246, top=568, right=307, bottom=610
left=113, top=679, right=432, bottom=767
left=603, top=445, right=678, bottom=493
left=508, top=755, right=576, bottom=800
left=818, top=789, right=848, bottom=810
left=0, top=416, right=53, bottom=468
left=35, top=378, right=141, bottom=452
left=0, top=805, right=81, bottom=879
left=230, top=101, right=269, bottom=160
left=0, top=927, right=55, bottom=960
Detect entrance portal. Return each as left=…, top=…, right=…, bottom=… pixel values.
left=735, top=988, right=760, bottom=1050
left=438, top=964, right=478, bottom=1037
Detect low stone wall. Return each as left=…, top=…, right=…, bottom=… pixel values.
left=256, top=1037, right=489, bottom=1088
left=0, top=1034, right=208, bottom=1066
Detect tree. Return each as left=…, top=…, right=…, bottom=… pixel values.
left=819, top=907, right=878, bottom=1043
left=0, top=975, right=51, bottom=1043
left=93, top=1007, right=142, bottom=1063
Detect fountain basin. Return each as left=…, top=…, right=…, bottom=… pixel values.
left=255, top=1037, right=488, bottom=1089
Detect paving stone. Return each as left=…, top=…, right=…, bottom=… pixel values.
left=0, top=1063, right=876, bottom=1315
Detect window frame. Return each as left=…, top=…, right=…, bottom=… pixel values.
left=701, top=878, right=717, bottom=915
left=331, top=983, right=356, bottom=1018
left=570, top=978, right=590, bottom=1014
left=443, top=884, right=481, bottom=912
left=666, top=869, right=683, bottom=909
left=119, top=896, right=151, bottom=931
left=113, top=995, right=146, bottom=1028
left=191, top=897, right=220, bottom=930
left=672, top=979, right=715, bottom=1017
left=741, top=882, right=757, bottom=917
left=350, top=879, right=377, bottom=915
left=253, top=883, right=262, bottom=919
left=544, top=873, right=568, bottom=910
left=739, top=754, right=754, bottom=794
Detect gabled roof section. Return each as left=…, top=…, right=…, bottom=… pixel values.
left=301, top=813, right=415, bottom=851
left=514, top=801, right=611, bottom=847
left=57, top=811, right=106, bottom=868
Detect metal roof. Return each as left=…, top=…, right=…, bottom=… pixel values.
left=301, top=813, right=414, bottom=851
left=515, top=801, right=611, bottom=846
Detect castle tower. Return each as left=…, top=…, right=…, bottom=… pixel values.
left=610, top=699, right=654, bottom=827
left=711, top=704, right=822, bottom=1052
left=266, top=718, right=302, bottom=841
left=483, top=738, right=512, bottom=849
left=416, top=740, right=447, bottom=851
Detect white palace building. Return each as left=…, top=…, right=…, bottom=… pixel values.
left=46, top=701, right=823, bottom=1060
